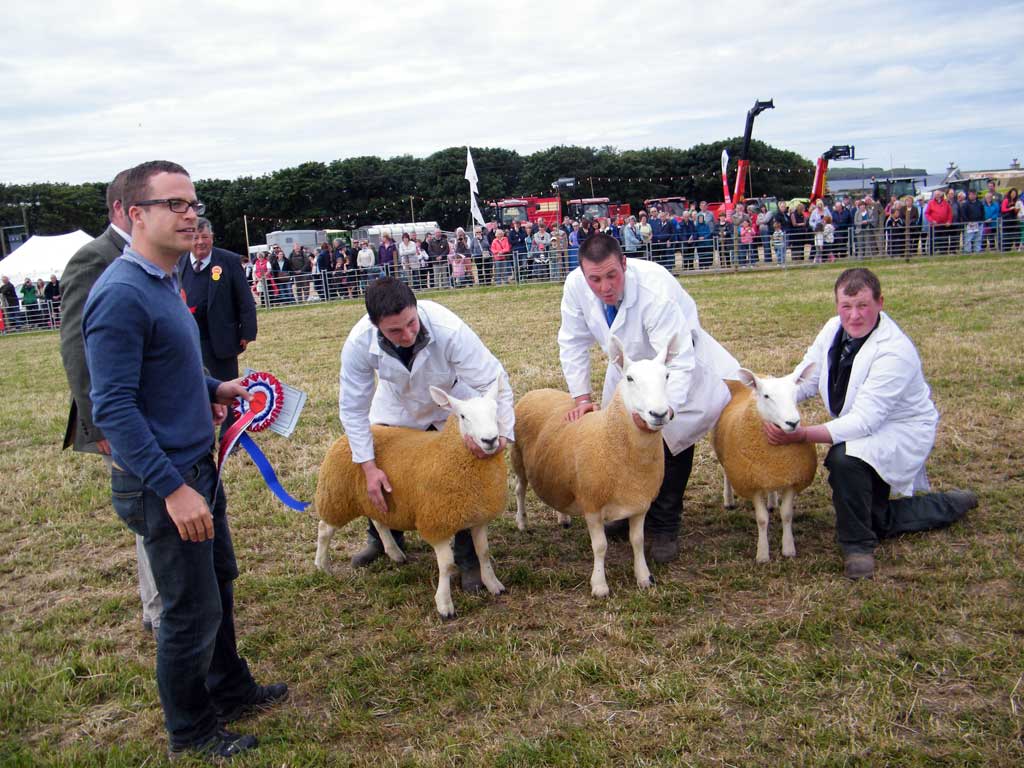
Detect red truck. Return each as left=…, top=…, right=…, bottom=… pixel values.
left=567, top=197, right=632, bottom=222
left=492, top=197, right=562, bottom=229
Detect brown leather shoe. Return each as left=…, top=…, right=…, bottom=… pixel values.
left=946, top=490, right=978, bottom=518
left=843, top=553, right=875, bottom=580
left=646, top=534, right=680, bottom=564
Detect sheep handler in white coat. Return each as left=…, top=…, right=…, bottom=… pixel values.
left=765, top=267, right=977, bottom=580
left=559, top=233, right=739, bottom=564
left=339, top=277, right=515, bottom=591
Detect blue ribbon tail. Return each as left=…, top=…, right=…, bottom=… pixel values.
left=238, top=433, right=310, bottom=512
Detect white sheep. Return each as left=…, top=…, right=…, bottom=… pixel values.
left=510, top=335, right=678, bottom=598
left=711, top=363, right=818, bottom=563
left=314, top=383, right=507, bottom=619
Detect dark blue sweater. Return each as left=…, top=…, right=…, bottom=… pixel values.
left=83, top=250, right=220, bottom=498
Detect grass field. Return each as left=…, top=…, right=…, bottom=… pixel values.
left=1, top=254, right=1022, bottom=766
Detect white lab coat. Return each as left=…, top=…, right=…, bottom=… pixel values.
left=558, top=258, right=739, bottom=455
left=339, top=300, right=515, bottom=464
left=796, top=312, right=937, bottom=497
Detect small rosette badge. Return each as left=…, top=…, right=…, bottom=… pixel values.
left=234, top=372, right=284, bottom=431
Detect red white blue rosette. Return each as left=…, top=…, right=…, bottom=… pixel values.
left=233, top=372, right=284, bottom=431
left=217, top=371, right=309, bottom=511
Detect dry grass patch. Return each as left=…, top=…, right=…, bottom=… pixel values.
left=1, top=254, right=1023, bottom=766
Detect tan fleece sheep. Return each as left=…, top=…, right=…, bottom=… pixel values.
left=510, top=336, right=678, bottom=597
left=314, top=384, right=507, bottom=619
left=711, top=364, right=818, bottom=562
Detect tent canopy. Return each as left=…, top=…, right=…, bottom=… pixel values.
left=0, top=230, right=95, bottom=286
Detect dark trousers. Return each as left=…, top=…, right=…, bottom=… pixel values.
left=200, top=338, right=240, bottom=440
left=111, top=455, right=255, bottom=748
left=825, top=443, right=965, bottom=556
left=644, top=443, right=695, bottom=537
left=365, top=423, right=480, bottom=570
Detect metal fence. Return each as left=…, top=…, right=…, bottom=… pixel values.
left=3, top=217, right=1021, bottom=334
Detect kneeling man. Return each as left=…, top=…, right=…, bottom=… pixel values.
left=767, top=267, right=976, bottom=579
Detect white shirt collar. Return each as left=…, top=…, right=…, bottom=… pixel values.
left=111, top=223, right=131, bottom=245
left=189, top=252, right=212, bottom=271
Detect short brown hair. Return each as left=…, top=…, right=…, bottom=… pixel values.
left=105, top=168, right=131, bottom=219
left=122, top=160, right=190, bottom=211
left=834, top=267, right=881, bottom=300
left=579, top=232, right=623, bottom=265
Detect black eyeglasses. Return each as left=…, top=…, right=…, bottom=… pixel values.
left=132, top=198, right=206, bottom=215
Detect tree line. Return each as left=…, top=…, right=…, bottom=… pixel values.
left=0, top=140, right=814, bottom=256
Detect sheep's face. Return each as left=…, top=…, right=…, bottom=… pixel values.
left=737, top=363, right=816, bottom=433
left=430, top=382, right=503, bottom=455
left=609, top=334, right=678, bottom=432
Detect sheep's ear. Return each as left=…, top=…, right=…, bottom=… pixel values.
left=660, top=332, right=684, bottom=366
left=430, top=386, right=455, bottom=409
left=736, top=368, right=760, bottom=390
left=609, top=335, right=630, bottom=372
left=792, top=361, right=817, bottom=386
left=484, top=378, right=501, bottom=402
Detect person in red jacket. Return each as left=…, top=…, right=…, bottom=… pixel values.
left=924, top=189, right=953, bottom=254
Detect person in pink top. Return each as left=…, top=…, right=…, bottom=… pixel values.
left=490, top=229, right=512, bottom=284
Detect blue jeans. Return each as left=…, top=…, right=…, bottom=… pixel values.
left=962, top=224, right=982, bottom=253
left=111, top=455, right=256, bottom=749
left=773, top=244, right=786, bottom=264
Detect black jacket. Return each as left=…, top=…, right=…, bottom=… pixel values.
left=178, top=247, right=258, bottom=361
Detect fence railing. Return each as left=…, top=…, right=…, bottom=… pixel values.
left=2, top=217, right=1021, bottom=334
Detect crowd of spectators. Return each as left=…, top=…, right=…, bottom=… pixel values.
left=4, top=182, right=1022, bottom=331
left=0, top=274, right=60, bottom=331
left=242, top=183, right=1024, bottom=309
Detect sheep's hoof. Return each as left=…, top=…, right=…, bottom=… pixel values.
left=782, top=548, right=796, bottom=559
left=591, top=584, right=610, bottom=599
left=560, top=520, right=572, bottom=529
left=755, top=553, right=770, bottom=564
left=723, top=503, right=737, bottom=510
left=637, top=576, right=655, bottom=590
left=437, top=604, right=457, bottom=621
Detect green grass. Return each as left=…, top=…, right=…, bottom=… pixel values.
left=1, top=254, right=1023, bottom=766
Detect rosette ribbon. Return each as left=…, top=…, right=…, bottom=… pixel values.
left=217, top=371, right=309, bottom=511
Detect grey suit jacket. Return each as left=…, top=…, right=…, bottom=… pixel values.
left=60, top=225, right=126, bottom=452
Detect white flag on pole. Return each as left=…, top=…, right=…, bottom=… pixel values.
left=465, top=147, right=485, bottom=226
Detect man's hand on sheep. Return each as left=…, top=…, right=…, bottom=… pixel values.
left=463, top=434, right=507, bottom=459
left=165, top=484, right=214, bottom=543
left=361, top=461, right=393, bottom=516
left=764, top=422, right=806, bottom=445
left=565, top=397, right=597, bottom=422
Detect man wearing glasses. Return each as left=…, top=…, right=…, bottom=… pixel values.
left=82, top=161, right=286, bottom=760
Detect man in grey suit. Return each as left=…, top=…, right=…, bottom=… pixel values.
left=60, top=169, right=162, bottom=634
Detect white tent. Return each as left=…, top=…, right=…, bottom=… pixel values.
left=0, top=230, right=95, bottom=286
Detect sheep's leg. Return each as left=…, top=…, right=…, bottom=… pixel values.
left=556, top=511, right=572, bottom=528
left=371, top=519, right=407, bottom=563
left=470, top=524, right=506, bottom=595
left=430, top=539, right=458, bottom=619
left=583, top=512, right=610, bottom=598
left=753, top=492, right=771, bottom=564
left=314, top=520, right=336, bottom=573
left=723, top=474, right=736, bottom=509
left=628, top=512, right=653, bottom=590
left=767, top=490, right=779, bottom=512
left=514, top=475, right=528, bottom=531
left=779, top=488, right=797, bottom=558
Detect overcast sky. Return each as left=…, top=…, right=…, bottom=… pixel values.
left=4, top=0, right=1022, bottom=187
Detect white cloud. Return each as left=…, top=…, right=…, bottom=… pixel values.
left=3, top=0, right=1022, bottom=184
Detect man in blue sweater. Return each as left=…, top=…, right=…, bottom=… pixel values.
left=83, top=160, right=286, bottom=761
